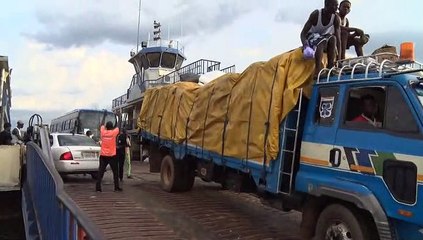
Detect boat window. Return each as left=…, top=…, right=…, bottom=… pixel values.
left=140, top=55, right=149, bottom=69
left=161, top=53, right=176, bottom=68
left=175, top=55, right=184, bottom=70
left=146, top=52, right=161, bottom=68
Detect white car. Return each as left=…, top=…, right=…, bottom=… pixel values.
left=50, top=133, right=100, bottom=179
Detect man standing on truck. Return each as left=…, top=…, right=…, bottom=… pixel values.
left=337, top=0, right=369, bottom=59
left=0, top=122, right=13, bottom=145
left=300, top=0, right=341, bottom=75
left=96, top=121, right=122, bottom=192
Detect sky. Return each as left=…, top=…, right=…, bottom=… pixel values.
left=1, top=0, right=422, bottom=125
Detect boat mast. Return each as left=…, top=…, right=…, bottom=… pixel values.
left=136, top=0, right=142, bottom=53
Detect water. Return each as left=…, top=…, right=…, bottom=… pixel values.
left=0, top=192, right=25, bottom=240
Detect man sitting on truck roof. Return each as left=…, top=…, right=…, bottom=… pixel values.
left=352, top=95, right=381, bottom=127
left=300, top=0, right=341, bottom=75
left=337, top=0, right=370, bottom=59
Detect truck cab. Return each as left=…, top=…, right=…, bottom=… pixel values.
left=296, top=56, right=423, bottom=239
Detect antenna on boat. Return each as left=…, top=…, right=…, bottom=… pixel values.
left=153, top=21, right=161, bottom=41
left=180, top=19, right=183, bottom=39
left=168, top=24, right=170, bottom=40
left=136, top=0, right=142, bottom=53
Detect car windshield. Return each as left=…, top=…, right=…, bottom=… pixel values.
left=58, top=135, right=98, bottom=146
left=412, top=80, right=423, bottom=107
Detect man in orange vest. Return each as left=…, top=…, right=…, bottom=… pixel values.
left=96, top=121, right=122, bottom=192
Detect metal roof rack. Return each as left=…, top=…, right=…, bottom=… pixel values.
left=316, top=53, right=423, bottom=84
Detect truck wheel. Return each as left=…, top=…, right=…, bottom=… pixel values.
left=160, top=155, right=184, bottom=192
left=315, top=204, right=370, bottom=240
left=149, top=145, right=162, bottom=173
left=180, top=163, right=195, bottom=192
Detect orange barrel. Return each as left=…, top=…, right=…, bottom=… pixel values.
left=400, top=42, right=415, bottom=61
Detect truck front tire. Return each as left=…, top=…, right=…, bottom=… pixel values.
left=315, top=204, right=371, bottom=240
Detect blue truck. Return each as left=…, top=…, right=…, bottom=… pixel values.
left=141, top=51, right=423, bottom=240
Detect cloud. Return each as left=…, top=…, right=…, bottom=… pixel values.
left=275, top=1, right=321, bottom=25
left=26, top=12, right=136, bottom=48
left=10, top=109, right=64, bottom=127
left=27, top=0, right=260, bottom=49
left=11, top=41, right=133, bottom=112
left=274, top=0, right=423, bottom=34
left=363, top=31, right=423, bottom=60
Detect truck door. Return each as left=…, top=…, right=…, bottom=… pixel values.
left=333, top=82, right=423, bottom=228
left=300, top=85, right=341, bottom=168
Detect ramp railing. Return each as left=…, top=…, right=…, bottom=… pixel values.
left=23, top=121, right=104, bottom=240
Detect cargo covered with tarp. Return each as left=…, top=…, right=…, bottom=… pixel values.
left=138, top=48, right=315, bottom=164
left=137, top=82, right=200, bottom=141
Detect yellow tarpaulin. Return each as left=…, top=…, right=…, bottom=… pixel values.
left=138, top=48, right=315, bottom=164
left=137, top=82, right=200, bottom=142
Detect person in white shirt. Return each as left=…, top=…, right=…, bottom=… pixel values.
left=11, top=120, right=24, bottom=144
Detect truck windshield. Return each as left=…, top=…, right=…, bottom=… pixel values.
left=412, top=80, right=423, bottom=106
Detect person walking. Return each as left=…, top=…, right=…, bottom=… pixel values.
left=125, top=134, right=132, bottom=179
left=96, top=121, right=121, bottom=192
left=116, top=129, right=127, bottom=182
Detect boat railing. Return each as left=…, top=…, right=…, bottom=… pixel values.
left=221, top=65, right=236, bottom=74
left=144, top=59, right=221, bottom=87
left=112, top=93, right=127, bottom=108
left=112, top=59, right=236, bottom=109
left=23, top=125, right=104, bottom=239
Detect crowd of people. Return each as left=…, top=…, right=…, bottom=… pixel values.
left=301, top=0, right=369, bottom=75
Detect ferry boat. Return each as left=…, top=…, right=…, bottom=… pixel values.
left=111, top=21, right=236, bottom=161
